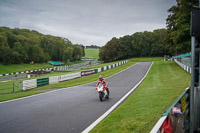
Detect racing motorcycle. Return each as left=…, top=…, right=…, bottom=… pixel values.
left=96, top=83, right=109, bottom=102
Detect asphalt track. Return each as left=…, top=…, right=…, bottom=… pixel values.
left=0, top=62, right=152, bottom=133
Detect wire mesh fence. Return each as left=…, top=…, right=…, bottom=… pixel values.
left=0, top=79, right=23, bottom=95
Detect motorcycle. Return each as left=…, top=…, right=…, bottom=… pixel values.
left=96, top=83, right=109, bottom=102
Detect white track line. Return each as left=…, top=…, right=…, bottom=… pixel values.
left=82, top=62, right=153, bottom=133
left=0, top=62, right=136, bottom=104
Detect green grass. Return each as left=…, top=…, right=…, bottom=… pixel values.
left=0, top=57, right=190, bottom=132
left=85, top=48, right=99, bottom=59
left=0, top=91, right=40, bottom=102
left=0, top=80, right=22, bottom=95
left=91, top=60, right=190, bottom=133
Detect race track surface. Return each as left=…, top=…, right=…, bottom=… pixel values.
left=0, top=62, right=152, bottom=133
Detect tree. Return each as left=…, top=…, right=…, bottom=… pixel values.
left=73, top=45, right=84, bottom=60
left=0, top=27, right=85, bottom=64
left=166, top=0, right=199, bottom=54
left=100, top=37, right=119, bottom=62
left=99, top=29, right=169, bottom=62
left=11, top=42, right=28, bottom=63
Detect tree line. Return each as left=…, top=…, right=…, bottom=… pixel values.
left=0, top=27, right=85, bottom=64
left=165, top=0, right=198, bottom=54
left=85, top=45, right=100, bottom=49
left=100, top=0, right=199, bottom=62
left=99, top=29, right=169, bottom=62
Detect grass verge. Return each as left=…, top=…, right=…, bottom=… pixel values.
left=90, top=60, right=190, bottom=133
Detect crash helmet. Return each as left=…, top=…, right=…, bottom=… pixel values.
left=99, top=75, right=103, bottom=81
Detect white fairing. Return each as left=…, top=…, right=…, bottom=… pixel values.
left=97, top=84, right=103, bottom=92
left=97, top=84, right=107, bottom=96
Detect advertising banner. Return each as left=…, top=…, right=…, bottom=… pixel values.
left=81, top=70, right=95, bottom=76
left=37, top=78, right=49, bottom=87
left=23, top=79, right=37, bottom=90
left=49, top=76, right=59, bottom=84
left=59, top=72, right=81, bottom=82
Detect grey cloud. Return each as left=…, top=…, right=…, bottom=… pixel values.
left=0, top=0, right=176, bottom=46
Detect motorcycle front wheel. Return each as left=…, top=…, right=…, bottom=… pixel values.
left=106, top=90, right=109, bottom=99
left=99, top=92, right=104, bottom=102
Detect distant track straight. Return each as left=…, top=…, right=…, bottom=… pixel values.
left=0, top=62, right=152, bottom=133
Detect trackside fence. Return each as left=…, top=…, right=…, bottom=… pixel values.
left=22, top=60, right=128, bottom=91
left=0, top=79, right=23, bottom=94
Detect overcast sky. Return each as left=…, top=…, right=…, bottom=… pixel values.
left=0, top=0, right=176, bottom=46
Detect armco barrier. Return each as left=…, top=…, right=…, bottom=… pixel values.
left=174, top=59, right=191, bottom=74
left=84, top=60, right=128, bottom=75
left=0, top=68, right=52, bottom=77
left=151, top=88, right=190, bottom=133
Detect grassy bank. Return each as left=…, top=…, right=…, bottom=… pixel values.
left=91, top=60, right=190, bottom=133
left=85, top=48, right=99, bottom=59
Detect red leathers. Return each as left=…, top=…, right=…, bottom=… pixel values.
left=96, top=75, right=109, bottom=91
left=96, top=75, right=110, bottom=101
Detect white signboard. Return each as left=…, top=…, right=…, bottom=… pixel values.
left=49, top=76, right=59, bottom=84
left=59, top=72, right=81, bottom=82
left=23, top=79, right=37, bottom=90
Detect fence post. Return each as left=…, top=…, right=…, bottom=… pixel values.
left=13, top=80, right=14, bottom=93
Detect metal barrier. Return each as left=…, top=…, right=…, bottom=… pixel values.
left=53, top=61, right=96, bottom=72
left=174, top=59, right=191, bottom=74
left=151, top=88, right=190, bottom=133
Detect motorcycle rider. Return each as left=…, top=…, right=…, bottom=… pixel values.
left=96, top=75, right=109, bottom=93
